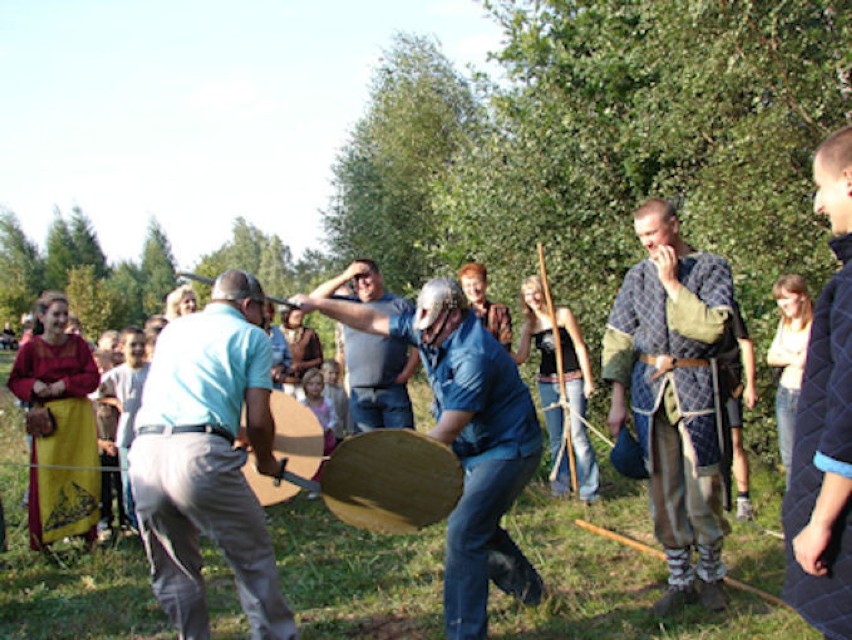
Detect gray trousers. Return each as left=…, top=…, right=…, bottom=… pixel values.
left=649, top=412, right=729, bottom=586
left=129, top=433, right=298, bottom=640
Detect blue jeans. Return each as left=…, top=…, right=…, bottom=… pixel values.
left=538, top=379, right=599, bottom=501
left=119, top=447, right=138, bottom=530
left=349, top=385, right=414, bottom=432
left=776, top=384, right=799, bottom=487
left=445, top=451, right=542, bottom=640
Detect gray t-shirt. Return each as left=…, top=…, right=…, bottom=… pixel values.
left=338, top=292, right=413, bottom=387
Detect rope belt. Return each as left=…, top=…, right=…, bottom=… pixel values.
left=638, top=353, right=709, bottom=381
left=137, top=424, right=235, bottom=446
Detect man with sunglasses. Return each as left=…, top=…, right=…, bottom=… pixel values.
left=310, top=258, right=420, bottom=432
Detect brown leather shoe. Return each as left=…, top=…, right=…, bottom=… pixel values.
left=653, top=585, right=697, bottom=616
left=697, top=579, right=729, bottom=612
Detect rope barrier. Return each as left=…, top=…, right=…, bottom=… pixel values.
left=541, top=399, right=615, bottom=448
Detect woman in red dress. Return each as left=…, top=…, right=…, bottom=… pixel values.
left=7, top=291, right=101, bottom=550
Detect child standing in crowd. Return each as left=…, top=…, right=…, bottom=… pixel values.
left=768, top=274, right=813, bottom=488
left=98, top=327, right=150, bottom=533
left=321, top=360, right=353, bottom=443
left=300, top=368, right=338, bottom=498
left=93, top=331, right=123, bottom=541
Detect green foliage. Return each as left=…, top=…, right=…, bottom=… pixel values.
left=139, top=218, right=178, bottom=317
left=323, top=33, right=486, bottom=295
left=430, top=0, right=849, bottom=465
left=65, top=265, right=127, bottom=339
left=0, top=210, right=44, bottom=325
left=44, top=207, right=112, bottom=292
left=68, top=207, right=110, bottom=281
left=44, top=211, right=76, bottom=291
left=106, top=261, right=146, bottom=327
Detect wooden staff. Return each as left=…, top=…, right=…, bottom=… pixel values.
left=536, top=243, right=579, bottom=493
left=574, top=519, right=792, bottom=610
left=177, top=272, right=299, bottom=309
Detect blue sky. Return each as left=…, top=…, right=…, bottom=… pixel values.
left=0, top=0, right=505, bottom=269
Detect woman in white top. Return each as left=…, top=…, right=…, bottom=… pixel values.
left=767, top=273, right=813, bottom=488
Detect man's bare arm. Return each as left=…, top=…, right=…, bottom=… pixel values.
left=292, top=295, right=390, bottom=336
left=245, top=387, right=279, bottom=476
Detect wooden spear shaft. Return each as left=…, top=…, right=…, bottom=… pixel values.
left=574, top=519, right=792, bottom=610
left=537, top=243, right=579, bottom=493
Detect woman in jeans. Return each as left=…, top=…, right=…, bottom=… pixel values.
left=515, top=275, right=599, bottom=503
left=767, top=274, right=813, bottom=488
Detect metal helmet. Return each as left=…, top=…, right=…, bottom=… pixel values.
left=210, top=269, right=266, bottom=303
left=414, top=278, right=468, bottom=331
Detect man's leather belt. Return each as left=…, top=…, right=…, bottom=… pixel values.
left=639, top=353, right=709, bottom=381
left=137, top=424, right=235, bottom=446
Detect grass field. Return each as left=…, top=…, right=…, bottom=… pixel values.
left=0, top=363, right=819, bottom=639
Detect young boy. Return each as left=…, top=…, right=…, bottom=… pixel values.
left=98, top=326, right=150, bottom=533
left=782, top=125, right=852, bottom=639
left=93, top=331, right=123, bottom=541
left=321, top=360, right=353, bottom=442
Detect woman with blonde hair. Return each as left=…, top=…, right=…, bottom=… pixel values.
left=7, top=291, right=101, bottom=550
left=164, top=284, right=197, bottom=320
left=767, top=273, right=813, bottom=487
left=515, top=275, right=600, bottom=503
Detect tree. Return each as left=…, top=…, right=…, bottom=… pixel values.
left=139, top=218, right=177, bottom=317
left=195, top=218, right=297, bottom=305
left=323, top=33, right=485, bottom=293
left=66, top=265, right=126, bottom=339
left=44, top=210, right=76, bottom=290
left=0, top=209, right=45, bottom=323
left=68, top=206, right=110, bottom=281
left=106, top=260, right=145, bottom=327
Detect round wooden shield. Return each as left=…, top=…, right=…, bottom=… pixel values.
left=242, top=390, right=325, bottom=505
left=321, top=429, right=463, bottom=534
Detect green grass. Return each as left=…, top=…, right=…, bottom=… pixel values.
left=0, top=379, right=819, bottom=639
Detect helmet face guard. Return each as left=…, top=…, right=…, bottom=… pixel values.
left=415, top=278, right=468, bottom=332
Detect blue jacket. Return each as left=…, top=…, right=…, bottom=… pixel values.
left=782, top=232, right=852, bottom=640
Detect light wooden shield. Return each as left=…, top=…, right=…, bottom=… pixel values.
left=242, top=390, right=325, bottom=505
left=320, top=429, right=463, bottom=534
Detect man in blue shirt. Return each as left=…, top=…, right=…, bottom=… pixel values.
left=131, top=270, right=298, bottom=640
left=294, top=278, right=543, bottom=640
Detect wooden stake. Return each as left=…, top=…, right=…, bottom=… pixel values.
left=536, top=243, right=578, bottom=493
left=574, top=518, right=792, bottom=610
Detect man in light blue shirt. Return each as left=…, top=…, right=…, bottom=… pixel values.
left=131, top=270, right=298, bottom=640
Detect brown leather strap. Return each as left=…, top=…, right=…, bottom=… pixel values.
left=638, top=353, right=710, bottom=380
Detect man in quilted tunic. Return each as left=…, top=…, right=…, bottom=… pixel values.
left=602, top=198, right=734, bottom=616
left=782, top=126, right=852, bottom=640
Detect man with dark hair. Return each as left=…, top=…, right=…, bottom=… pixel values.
left=131, top=269, right=298, bottom=640
left=294, top=278, right=543, bottom=640
left=603, top=198, right=734, bottom=616
left=310, top=259, right=419, bottom=432
left=782, top=125, right=852, bottom=639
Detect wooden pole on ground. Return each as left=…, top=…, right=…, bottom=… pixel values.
left=574, top=518, right=792, bottom=610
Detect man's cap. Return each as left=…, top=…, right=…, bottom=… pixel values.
left=210, top=269, right=266, bottom=303
left=609, top=427, right=649, bottom=480
left=414, top=278, right=468, bottom=331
